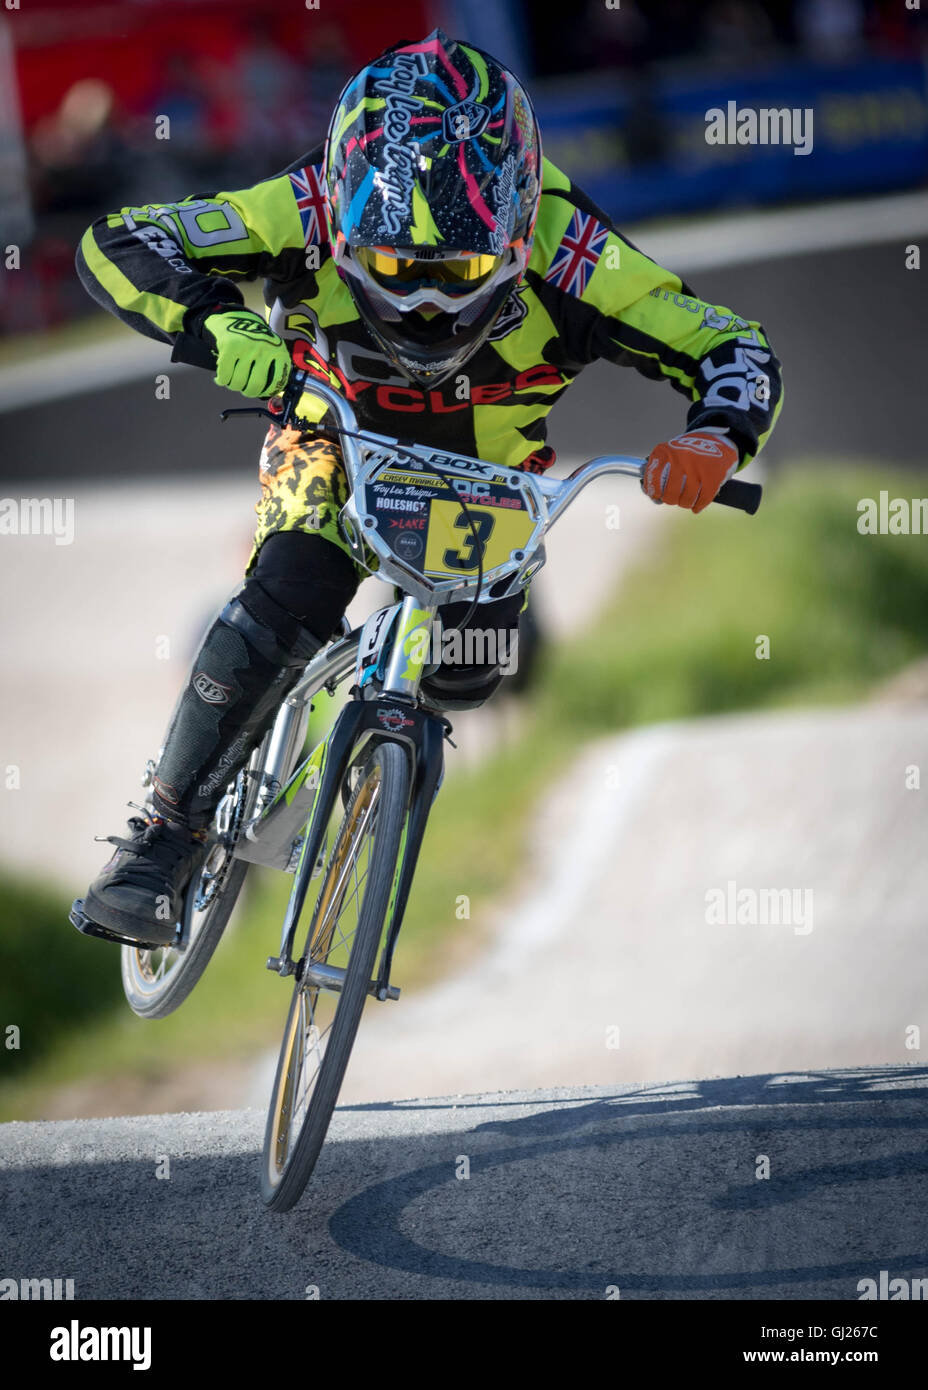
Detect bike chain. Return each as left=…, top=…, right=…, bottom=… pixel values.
left=197, top=768, right=249, bottom=912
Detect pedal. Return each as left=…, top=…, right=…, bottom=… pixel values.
left=69, top=898, right=177, bottom=952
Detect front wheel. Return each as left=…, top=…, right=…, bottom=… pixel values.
left=261, top=739, right=409, bottom=1211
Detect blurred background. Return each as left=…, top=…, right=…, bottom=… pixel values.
left=0, top=0, right=924, bottom=334
left=0, top=0, right=926, bottom=1123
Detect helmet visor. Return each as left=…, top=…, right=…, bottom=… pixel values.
left=353, top=247, right=506, bottom=299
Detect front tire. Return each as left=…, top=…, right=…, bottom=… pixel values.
left=261, top=740, right=409, bottom=1211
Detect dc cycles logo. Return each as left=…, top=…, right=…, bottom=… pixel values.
left=442, top=100, right=490, bottom=142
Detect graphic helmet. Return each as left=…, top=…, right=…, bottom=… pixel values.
left=322, top=29, right=542, bottom=386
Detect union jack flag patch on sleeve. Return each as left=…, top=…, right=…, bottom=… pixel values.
left=289, top=164, right=327, bottom=247
left=544, top=208, right=609, bottom=296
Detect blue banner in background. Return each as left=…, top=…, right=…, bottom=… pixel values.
left=535, top=56, right=928, bottom=223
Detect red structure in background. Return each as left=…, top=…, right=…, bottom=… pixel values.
left=12, top=0, right=431, bottom=131
left=2, top=0, right=432, bottom=334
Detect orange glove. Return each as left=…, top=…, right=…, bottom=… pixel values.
left=642, top=428, right=740, bottom=514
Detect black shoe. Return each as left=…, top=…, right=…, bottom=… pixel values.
left=80, top=813, right=206, bottom=948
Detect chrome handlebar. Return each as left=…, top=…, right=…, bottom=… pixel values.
left=170, top=343, right=762, bottom=518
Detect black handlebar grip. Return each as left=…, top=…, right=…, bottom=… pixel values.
left=170, top=332, right=217, bottom=371
left=715, top=477, right=762, bottom=514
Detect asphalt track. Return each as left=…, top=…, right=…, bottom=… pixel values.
left=1, top=1068, right=925, bottom=1300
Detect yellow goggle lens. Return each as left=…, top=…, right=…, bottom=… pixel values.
left=356, top=248, right=502, bottom=287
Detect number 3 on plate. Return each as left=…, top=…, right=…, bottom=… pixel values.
left=442, top=510, right=495, bottom=571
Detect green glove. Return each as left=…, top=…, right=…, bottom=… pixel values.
left=204, top=311, right=292, bottom=398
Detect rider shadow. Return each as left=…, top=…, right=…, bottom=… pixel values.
left=327, top=1067, right=928, bottom=1296
left=465, top=1067, right=928, bottom=1136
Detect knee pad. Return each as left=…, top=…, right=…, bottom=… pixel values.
left=221, top=584, right=321, bottom=671
left=248, top=530, right=358, bottom=643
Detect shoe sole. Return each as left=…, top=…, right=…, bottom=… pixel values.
left=80, top=890, right=179, bottom=949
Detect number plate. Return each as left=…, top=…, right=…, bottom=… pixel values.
left=358, top=464, right=537, bottom=580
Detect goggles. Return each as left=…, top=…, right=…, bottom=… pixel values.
left=334, top=236, right=528, bottom=316
left=353, top=247, right=504, bottom=296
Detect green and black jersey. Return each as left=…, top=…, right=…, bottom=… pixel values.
left=76, top=144, right=783, bottom=472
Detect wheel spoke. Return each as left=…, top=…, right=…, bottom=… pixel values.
left=266, top=751, right=404, bottom=1198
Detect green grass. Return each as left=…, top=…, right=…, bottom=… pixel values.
left=2, top=462, right=926, bottom=1118
left=538, top=464, right=928, bottom=732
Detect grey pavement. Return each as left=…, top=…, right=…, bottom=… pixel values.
left=1, top=1068, right=926, bottom=1300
